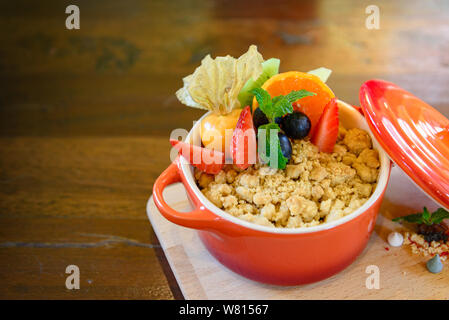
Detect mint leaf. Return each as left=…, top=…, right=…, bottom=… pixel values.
left=271, top=90, right=316, bottom=119
left=252, top=88, right=276, bottom=122
left=271, top=95, right=284, bottom=105
left=392, top=213, right=424, bottom=224
left=258, top=123, right=288, bottom=169
left=252, top=87, right=315, bottom=169
left=251, top=87, right=273, bottom=118
left=284, top=89, right=316, bottom=103
left=392, top=207, right=449, bottom=225
left=271, top=96, right=294, bottom=119
left=252, top=88, right=315, bottom=121
left=422, top=207, right=431, bottom=225
left=430, top=208, right=449, bottom=224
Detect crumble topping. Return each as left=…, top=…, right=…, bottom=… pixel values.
left=195, top=127, right=380, bottom=228
left=403, top=231, right=449, bottom=261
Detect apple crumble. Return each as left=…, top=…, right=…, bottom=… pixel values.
left=195, top=126, right=380, bottom=228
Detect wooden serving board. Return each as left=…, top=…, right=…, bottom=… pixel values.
left=146, top=165, right=449, bottom=300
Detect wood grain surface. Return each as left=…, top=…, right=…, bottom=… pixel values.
left=0, top=0, right=448, bottom=299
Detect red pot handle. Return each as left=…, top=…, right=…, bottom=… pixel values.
left=152, top=159, right=221, bottom=230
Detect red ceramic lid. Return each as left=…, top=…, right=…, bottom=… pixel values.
left=360, top=79, right=449, bottom=210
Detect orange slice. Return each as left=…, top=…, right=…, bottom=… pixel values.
left=252, top=71, right=335, bottom=133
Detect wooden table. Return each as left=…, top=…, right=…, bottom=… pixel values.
left=0, top=0, right=448, bottom=299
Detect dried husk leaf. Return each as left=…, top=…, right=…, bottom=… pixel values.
left=176, top=45, right=263, bottom=114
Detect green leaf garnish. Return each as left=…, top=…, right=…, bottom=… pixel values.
left=251, top=88, right=315, bottom=122
left=251, top=87, right=315, bottom=169
left=272, top=90, right=316, bottom=119
left=422, top=207, right=431, bottom=224
left=258, top=123, right=288, bottom=169
left=284, top=89, right=317, bottom=104
left=252, top=87, right=273, bottom=119
left=429, top=208, right=449, bottom=224
left=392, top=207, right=449, bottom=225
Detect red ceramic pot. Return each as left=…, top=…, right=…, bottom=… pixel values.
left=153, top=100, right=391, bottom=286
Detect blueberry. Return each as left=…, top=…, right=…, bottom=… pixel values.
left=253, top=108, right=268, bottom=130
left=278, top=132, right=292, bottom=160
left=280, top=111, right=311, bottom=140
left=253, top=108, right=282, bottom=130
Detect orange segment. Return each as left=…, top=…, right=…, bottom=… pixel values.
left=252, top=71, right=335, bottom=133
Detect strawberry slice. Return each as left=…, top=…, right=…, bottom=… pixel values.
left=310, top=98, right=339, bottom=153
left=231, top=106, right=257, bottom=170
left=170, top=139, right=225, bottom=174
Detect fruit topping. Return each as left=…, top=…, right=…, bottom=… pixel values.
left=310, top=98, right=339, bottom=153
left=238, top=58, right=280, bottom=108
left=170, top=139, right=224, bottom=174
left=257, top=123, right=288, bottom=170
left=280, top=111, right=311, bottom=140
left=176, top=45, right=264, bottom=114
left=252, top=107, right=281, bottom=130
left=231, top=106, right=257, bottom=170
left=252, top=107, right=269, bottom=130
left=200, top=108, right=241, bottom=153
left=307, top=67, right=332, bottom=83
left=278, top=132, right=292, bottom=160
left=253, top=71, right=335, bottom=134
left=251, top=87, right=314, bottom=169
left=251, top=87, right=315, bottom=123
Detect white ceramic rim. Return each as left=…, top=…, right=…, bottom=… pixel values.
left=178, top=100, right=391, bottom=234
